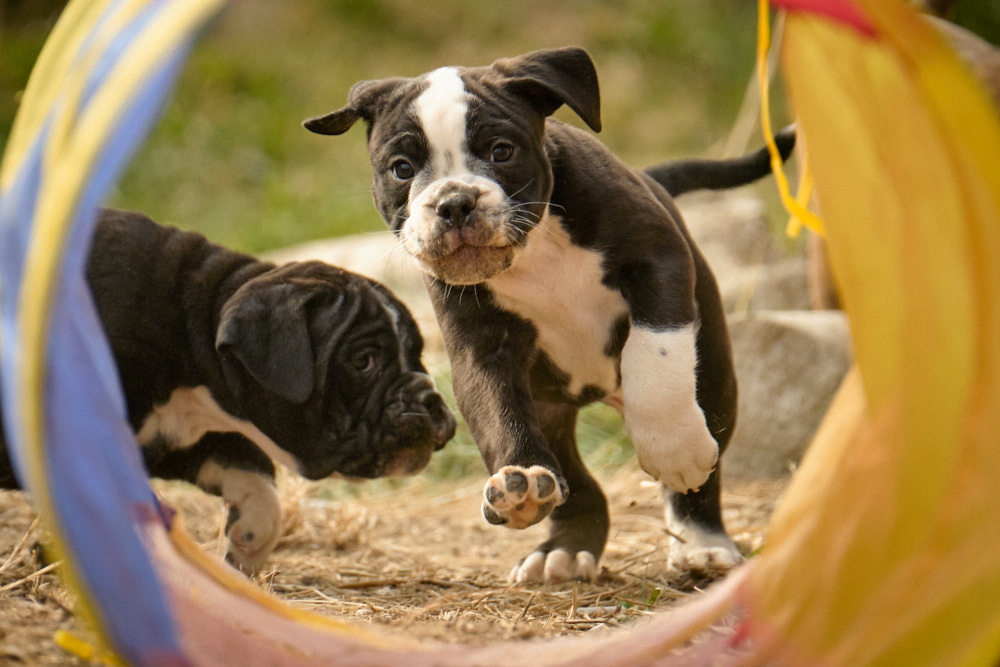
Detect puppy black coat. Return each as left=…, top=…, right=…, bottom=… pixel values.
left=304, top=47, right=789, bottom=581
left=0, top=208, right=455, bottom=573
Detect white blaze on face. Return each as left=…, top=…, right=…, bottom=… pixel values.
left=413, top=67, right=470, bottom=179
left=402, top=66, right=513, bottom=278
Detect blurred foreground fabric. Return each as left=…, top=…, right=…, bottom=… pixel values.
left=0, top=0, right=997, bottom=664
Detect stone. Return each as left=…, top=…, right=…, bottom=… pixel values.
left=724, top=310, right=854, bottom=479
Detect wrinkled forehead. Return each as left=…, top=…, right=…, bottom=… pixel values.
left=367, top=280, right=426, bottom=366
left=368, top=65, right=514, bottom=146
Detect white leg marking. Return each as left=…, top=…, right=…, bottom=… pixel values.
left=620, top=324, right=718, bottom=492
left=664, top=495, right=743, bottom=573
left=509, top=549, right=599, bottom=584
left=136, top=386, right=300, bottom=473
left=196, top=461, right=283, bottom=575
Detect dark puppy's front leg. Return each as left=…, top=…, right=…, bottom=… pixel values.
left=661, top=244, right=743, bottom=572
left=429, top=281, right=566, bottom=531
left=509, top=401, right=609, bottom=583
left=616, top=240, right=720, bottom=494
left=145, top=432, right=282, bottom=575
left=617, top=190, right=742, bottom=572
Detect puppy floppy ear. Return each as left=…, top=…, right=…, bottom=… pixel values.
left=216, top=285, right=315, bottom=404
left=492, top=46, right=602, bottom=132
left=303, top=77, right=408, bottom=136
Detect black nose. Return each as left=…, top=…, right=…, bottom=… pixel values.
left=435, top=192, right=476, bottom=228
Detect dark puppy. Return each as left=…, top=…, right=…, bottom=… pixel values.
left=304, top=47, right=786, bottom=582
left=0, top=208, right=455, bottom=574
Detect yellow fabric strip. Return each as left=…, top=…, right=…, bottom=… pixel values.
left=11, top=0, right=226, bottom=659
left=757, top=0, right=825, bottom=237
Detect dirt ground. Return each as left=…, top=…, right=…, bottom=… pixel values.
left=0, top=462, right=788, bottom=665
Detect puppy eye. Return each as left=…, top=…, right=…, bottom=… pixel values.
left=347, top=352, right=378, bottom=373
left=490, top=142, right=515, bottom=163
left=354, top=354, right=378, bottom=373
left=391, top=159, right=415, bottom=181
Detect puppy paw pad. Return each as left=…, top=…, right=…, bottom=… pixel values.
left=482, top=465, right=566, bottom=529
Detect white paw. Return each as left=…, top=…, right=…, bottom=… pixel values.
left=632, top=416, right=718, bottom=492
left=620, top=324, right=718, bottom=493
left=196, top=462, right=283, bottom=575
left=669, top=541, right=743, bottom=573
left=224, top=482, right=283, bottom=575
left=482, top=465, right=567, bottom=529
left=509, top=549, right=598, bottom=583
left=664, top=503, right=743, bottom=574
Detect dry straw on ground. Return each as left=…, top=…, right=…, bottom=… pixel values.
left=0, top=462, right=787, bottom=664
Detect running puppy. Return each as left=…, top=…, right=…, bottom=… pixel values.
left=304, top=47, right=789, bottom=582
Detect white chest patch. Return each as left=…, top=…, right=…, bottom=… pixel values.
left=136, top=386, right=299, bottom=472
left=487, top=214, right=628, bottom=397
left=414, top=67, right=470, bottom=178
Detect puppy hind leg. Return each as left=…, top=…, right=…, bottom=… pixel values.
left=508, top=402, right=609, bottom=584
left=663, top=467, right=743, bottom=575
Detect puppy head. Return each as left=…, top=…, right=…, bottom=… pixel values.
left=304, top=47, right=601, bottom=285
left=216, top=261, right=455, bottom=480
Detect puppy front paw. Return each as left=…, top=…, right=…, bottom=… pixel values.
left=620, top=324, right=719, bottom=493
left=223, top=482, right=283, bottom=576
left=482, top=465, right=567, bottom=529
left=633, top=417, right=718, bottom=493
left=510, top=549, right=598, bottom=583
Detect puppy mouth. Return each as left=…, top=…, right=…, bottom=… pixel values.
left=424, top=242, right=514, bottom=285
left=326, top=450, right=429, bottom=480
left=381, top=446, right=436, bottom=477
left=319, top=380, right=456, bottom=481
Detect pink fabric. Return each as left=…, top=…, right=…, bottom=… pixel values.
left=772, top=0, right=878, bottom=37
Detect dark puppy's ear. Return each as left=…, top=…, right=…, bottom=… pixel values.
left=216, top=284, right=315, bottom=404
left=492, top=46, right=602, bottom=133
left=303, top=77, right=409, bottom=136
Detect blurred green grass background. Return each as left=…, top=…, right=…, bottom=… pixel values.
left=4, top=0, right=783, bottom=253
left=2, top=0, right=996, bottom=487
left=2, top=1, right=996, bottom=253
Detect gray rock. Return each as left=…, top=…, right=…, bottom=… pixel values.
left=677, top=190, right=811, bottom=313
left=724, top=310, right=853, bottom=479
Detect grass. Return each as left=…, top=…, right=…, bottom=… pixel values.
left=2, top=0, right=789, bottom=254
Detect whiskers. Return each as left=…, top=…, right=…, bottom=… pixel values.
left=507, top=202, right=562, bottom=248
left=501, top=180, right=563, bottom=248
left=439, top=282, right=484, bottom=309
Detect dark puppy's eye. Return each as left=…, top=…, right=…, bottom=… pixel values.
left=351, top=353, right=377, bottom=373
left=490, top=142, right=515, bottom=163
left=391, top=159, right=415, bottom=181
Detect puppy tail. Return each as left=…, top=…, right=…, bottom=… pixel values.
left=644, top=125, right=796, bottom=197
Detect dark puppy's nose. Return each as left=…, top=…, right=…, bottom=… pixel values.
left=435, top=192, right=476, bottom=229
